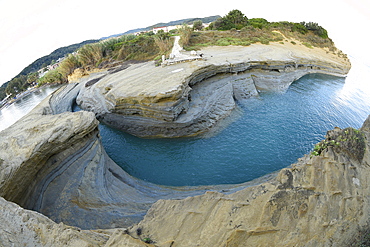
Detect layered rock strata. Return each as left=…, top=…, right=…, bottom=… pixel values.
left=1, top=112, right=369, bottom=246
left=0, top=89, right=255, bottom=230
left=0, top=42, right=359, bottom=246
left=129, top=121, right=370, bottom=246
left=77, top=43, right=350, bottom=138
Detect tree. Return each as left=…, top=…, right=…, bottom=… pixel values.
left=302, top=22, right=328, bottom=38
left=193, top=20, right=203, bottom=31
left=27, top=72, right=39, bottom=85
left=0, top=87, right=6, bottom=101
left=214, top=9, right=248, bottom=30
left=225, top=9, right=248, bottom=28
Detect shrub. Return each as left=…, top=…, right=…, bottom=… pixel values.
left=302, top=42, right=313, bottom=48
left=37, top=69, right=65, bottom=85
left=58, top=54, right=80, bottom=77
left=248, top=18, right=269, bottom=29
left=291, top=23, right=308, bottom=34
left=193, top=20, right=203, bottom=31
left=178, top=25, right=193, bottom=46
left=78, top=43, right=103, bottom=67
left=153, top=31, right=173, bottom=54
left=302, top=22, right=328, bottom=38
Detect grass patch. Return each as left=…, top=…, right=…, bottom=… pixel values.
left=302, top=42, right=313, bottom=49
left=185, top=29, right=283, bottom=50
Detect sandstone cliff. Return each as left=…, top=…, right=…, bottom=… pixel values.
left=0, top=87, right=254, bottom=232
left=76, top=43, right=350, bottom=138
left=1, top=109, right=369, bottom=246
left=0, top=42, right=363, bottom=247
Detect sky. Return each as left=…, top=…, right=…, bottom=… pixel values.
left=1, top=0, right=370, bottom=86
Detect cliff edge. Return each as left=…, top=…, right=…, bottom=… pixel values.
left=0, top=39, right=363, bottom=246
left=0, top=106, right=369, bottom=246
left=76, top=41, right=350, bottom=138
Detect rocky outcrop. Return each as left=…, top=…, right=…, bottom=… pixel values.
left=76, top=43, right=351, bottom=138
left=0, top=89, right=255, bottom=231
left=1, top=111, right=369, bottom=246
left=120, top=117, right=370, bottom=246
left=0, top=42, right=360, bottom=246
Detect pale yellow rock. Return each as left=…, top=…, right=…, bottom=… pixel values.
left=76, top=43, right=350, bottom=138
left=0, top=42, right=365, bottom=247
left=124, top=122, right=370, bottom=247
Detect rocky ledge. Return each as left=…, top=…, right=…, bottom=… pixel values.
left=0, top=42, right=360, bottom=246
left=0, top=91, right=250, bottom=232
left=0, top=90, right=369, bottom=246
left=76, top=43, right=350, bottom=138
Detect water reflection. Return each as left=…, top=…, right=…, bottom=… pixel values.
left=0, top=86, right=59, bottom=131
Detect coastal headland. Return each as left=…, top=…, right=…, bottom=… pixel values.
left=76, top=40, right=351, bottom=138
left=1, top=32, right=368, bottom=246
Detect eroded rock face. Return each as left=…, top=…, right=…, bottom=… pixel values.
left=0, top=43, right=361, bottom=247
left=1, top=113, right=369, bottom=246
left=0, top=88, right=253, bottom=231
left=125, top=118, right=370, bottom=247
left=76, top=44, right=351, bottom=138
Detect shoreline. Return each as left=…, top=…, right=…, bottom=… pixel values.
left=0, top=84, right=62, bottom=111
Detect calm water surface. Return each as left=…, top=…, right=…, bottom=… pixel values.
left=1, top=60, right=370, bottom=187
left=100, top=59, right=370, bottom=186
left=0, top=86, right=59, bottom=130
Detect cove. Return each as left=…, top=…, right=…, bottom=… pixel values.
left=99, top=73, right=370, bottom=186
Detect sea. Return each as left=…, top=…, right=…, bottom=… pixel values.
left=1, top=58, right=370, bottom=186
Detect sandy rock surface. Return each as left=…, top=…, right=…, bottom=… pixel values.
left=0, top=42, right=364, bottom=247
left=76, top=43, right=350, bottom=138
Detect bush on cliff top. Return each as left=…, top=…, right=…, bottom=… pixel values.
left=187, top=9, right=334, bottom=51
left=37, top=32, right=173, bottom=85
left=34, top=9, right=335, bottom=88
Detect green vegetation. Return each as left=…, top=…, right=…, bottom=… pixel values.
left=193, top=20, right=204, bottom=31
left=0, top=87, right=6, bottom=101
left=0, top=9, right=336, bottom=103
left=212, top=9, right=248, bottom=30
left=37, top=31, right=173, bottom=86
left=1, top=39, right=98, bottom=100
left=178, top=25, right=193, bottom=46
left=16, top=40, right=99, bottom=78
left=185, top=10, right=334, bottom=51
left=310, top=127, right=365, bottom=162
left=185, top=28, right=283, bottom=50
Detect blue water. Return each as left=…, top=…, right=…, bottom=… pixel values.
left=100, top=71, right=370, bottom=186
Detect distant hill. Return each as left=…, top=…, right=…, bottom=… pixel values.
left=1, top=15, right=221, bottom=100
left=101, top=15, right=221, bottom=39
left=17, top=40, right=99, bottom=77
left=1, top=39, right=99, bottom=90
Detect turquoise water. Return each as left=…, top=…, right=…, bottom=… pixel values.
left=100, top=70, right=370, bottom=186
left=2, top=65, right=369, bottom=187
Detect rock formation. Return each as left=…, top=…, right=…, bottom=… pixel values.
left=1, top=109, right=369, bottom=246
left=1, top=41, right=364, bottom=247
left=76, top=43, right=350, bottom=138
left=0, top=90, right=252, bottom=231
left=129, top=123, right=370, bottom=246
